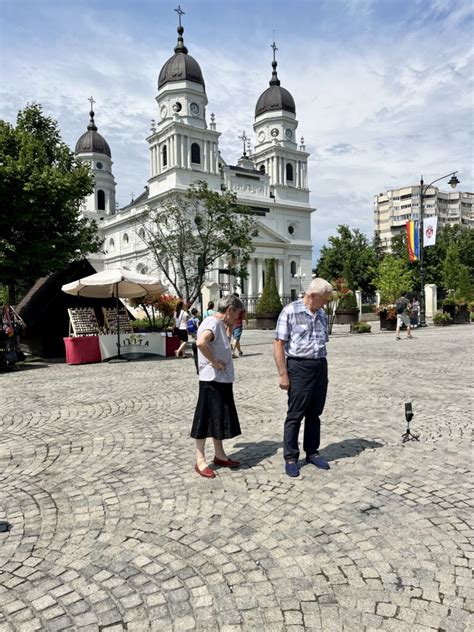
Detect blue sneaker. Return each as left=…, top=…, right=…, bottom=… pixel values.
left=306, top=453, right=330, bottom=470
left=285, top=461, right=300, bottom=477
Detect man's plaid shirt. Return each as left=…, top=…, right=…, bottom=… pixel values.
left=274, top=299, right=329, bottom=359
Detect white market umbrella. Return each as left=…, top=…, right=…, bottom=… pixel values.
left=62, top=268, right=167, bottom=361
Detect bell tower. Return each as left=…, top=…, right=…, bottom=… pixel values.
left=75, top=98, right=116, bottom=217
left=148, top=7, right=221, bottom=197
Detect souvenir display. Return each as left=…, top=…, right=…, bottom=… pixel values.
left=1, top=305, right=25, bottom=369
left=102, top=307, right=133, bottom=334
left=67, top=307, right=100, bottom=336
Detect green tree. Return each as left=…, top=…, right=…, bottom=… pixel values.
left=0, top=103, right=100, bottom=303
left=137, top=180, right=256, bottom=305
left=443, top=244, right=461, bottom=292
left=455, top=265, right=473, bottom=301
left=375, top=256, right=413, bottom=304
left=256, top=258, right=282, bottom=315
left=315, top=225, right=378, bottom=293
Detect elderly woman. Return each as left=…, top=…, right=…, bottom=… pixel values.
left=191, top=294, right=244, bottom=478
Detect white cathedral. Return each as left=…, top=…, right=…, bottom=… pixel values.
left=74, top=17, right=314, bottom=306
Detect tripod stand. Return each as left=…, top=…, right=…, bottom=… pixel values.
left=401, top=418, right=419, bottom=443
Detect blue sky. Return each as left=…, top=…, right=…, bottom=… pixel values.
left=1, top=0, right=473, bottom=261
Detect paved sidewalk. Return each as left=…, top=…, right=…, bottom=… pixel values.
left=0, top=325, right=473, bottom=631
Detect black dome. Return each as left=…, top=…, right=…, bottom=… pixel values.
left=159, top=52, right=205, bottom=89
left=255, top=59, right=295, bottom=117
left=158, top=26, right=205, bottom=89
left=75, top=111, right=111, bottom=157
left=75, top=130, right=111, bottom=157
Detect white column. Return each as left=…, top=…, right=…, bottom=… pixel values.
left=169, top=135, right=174, bottom=166
left=180, top=136, right=185, bottom=168
left=247, top=260, right=254, bottom=296
left=375, top=291, right=381, bottom=307
left=203, top=141, right=208, bottom=172
left=425, top=284, right=437, bottom=318
left=278, top=259, right=284, bottom=295
left=173, top=135, right=178, bottom=167
left=281, top=158, right=285, bottom=184
left=257, top=258, right=264, bottom=295
left=355, top=290, right=362, bottom=320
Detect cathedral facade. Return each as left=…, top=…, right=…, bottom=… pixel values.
left=74, top=20, right=314, bottom=305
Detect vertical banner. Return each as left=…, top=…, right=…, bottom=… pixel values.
left=423, top=216, right=438, bottom=247
left=406, top=220, right=419, bottom=262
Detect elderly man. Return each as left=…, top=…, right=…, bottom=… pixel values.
left=274, top=278, right=334, bottom=477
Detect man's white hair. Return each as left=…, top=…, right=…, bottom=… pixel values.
left=306, top=277, right=333, bottom=296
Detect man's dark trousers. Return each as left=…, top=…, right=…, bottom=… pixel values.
left=284, top=357, right=328, bottom=461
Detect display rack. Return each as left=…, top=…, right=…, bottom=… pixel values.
left=102, top=307, right=133, bottom=334
left=68, top=307, right=100, bottom=337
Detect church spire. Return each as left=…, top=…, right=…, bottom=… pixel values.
left=174, top=5, right=188, bottom=54
left=269, top=41, right=281, bottom=86
left=87, top=96, right=98, bottom=131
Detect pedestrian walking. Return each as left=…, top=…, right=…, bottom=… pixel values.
left=203, top=301, right=216, bottom=319
left=395, top=292, right=413, bottom=340
left=173, top=301, right=189, bottom=357
left=274, top=278, right=334, bottom=477
left=231, top=294, right=248, bottom=358
left=410, top=297, right=420, bottom=328
left=191, top=294, right=244, bottom=478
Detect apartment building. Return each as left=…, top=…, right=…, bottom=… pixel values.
left=374, top=185, right=474, bottom=247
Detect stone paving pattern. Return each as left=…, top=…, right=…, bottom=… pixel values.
left=0, top=325, right=473, bottom=631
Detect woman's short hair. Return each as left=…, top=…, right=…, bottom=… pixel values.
left=305, top=278, right=333, bottom=297
left=207, top=301, right=214, bottom=309
left=217, top=294, right=244, bottom=313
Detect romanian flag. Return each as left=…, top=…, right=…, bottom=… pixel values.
left=406, top=220, right=420, bottom=262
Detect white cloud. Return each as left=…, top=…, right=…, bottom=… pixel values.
left=1, top=1, right=472, bottom=262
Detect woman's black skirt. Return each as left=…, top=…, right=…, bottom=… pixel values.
left=191, top=381, right=241, bottom=440
left=178, top=329, right=188, bottom=342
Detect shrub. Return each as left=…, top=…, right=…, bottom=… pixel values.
left=351, top=321, right=371, bottom=333
left=256, top=259, right=283, bottom=315
left=433, top=311, right=452, bottom=326
left=337, top=290, right=358, bottom=310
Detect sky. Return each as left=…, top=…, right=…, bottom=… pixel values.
left=1, top=0, right=473, bottom=261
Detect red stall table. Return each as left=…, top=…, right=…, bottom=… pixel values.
left=64, top=336, right=101, bottom=365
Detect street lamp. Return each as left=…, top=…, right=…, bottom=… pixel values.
left=295, top=269, right=306, bottom=294
left=418, top=171, right=459, bottom=327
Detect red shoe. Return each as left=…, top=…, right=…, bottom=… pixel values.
left=195, top=463, right=216, bottom=478
left=213, top=456, right=240, bottom=468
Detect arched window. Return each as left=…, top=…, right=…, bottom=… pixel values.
left=138, top=228, right=146, bottom=240
left=162, top=145, right=167, bottom=167
left=123, top=233, right=129, bottom=245
left=286, top=163, right=294, bottom=182
left=191, top=142, right=201, bottom=164
left=108, top=238, right=115, bottom=251
left=290, top=261, right=297, bottom=277
left=259, top=165, right=266, bottom=174
left=97, top=189, right=105, bottom=210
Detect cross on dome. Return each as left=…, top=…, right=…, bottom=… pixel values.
left=238, top=131, right=248, bottom=156
left=174, top=5, right=185, bottom=27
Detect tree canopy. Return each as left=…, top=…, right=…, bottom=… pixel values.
left=0, top=103, right=101, bottom=303
left=315, top=225, right=379, bottom=294
left=137, top=180, right=256, bottom=305
left=375, top=256, right=413, bottom=304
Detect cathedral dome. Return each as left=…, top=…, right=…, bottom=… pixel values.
left=255, top=58, right=295, bottom=117
left=158, top=26, right=205, bottom=89
left=75, top=109, right=111, bottom=157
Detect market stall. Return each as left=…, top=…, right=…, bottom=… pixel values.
left=61, top=269, right=167, bottom=363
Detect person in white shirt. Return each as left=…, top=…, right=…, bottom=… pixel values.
left=191, top=294, right=244, bottom=478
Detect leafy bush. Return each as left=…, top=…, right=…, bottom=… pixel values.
left=256, top=259, right=283, bottom=315
left=433, top=311, right=452, bottom=326
left=337, top=290, right=358, bottom=310
left=351, top=321, right=371, bottom=333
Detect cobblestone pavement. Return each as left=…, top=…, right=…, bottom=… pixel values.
left=0, top=325, right=473, bottom=632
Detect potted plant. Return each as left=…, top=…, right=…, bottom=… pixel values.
left=335, top=289, right=359, bottom=325
left=350, top=321, right=371, bottom=333
left=376, top=304, right=398, bottom=331
left=255, top=259, right=283, bottom=329
left=442, top=296, right=469, bottom=324
left=433, top=311, right=452, bottom=326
